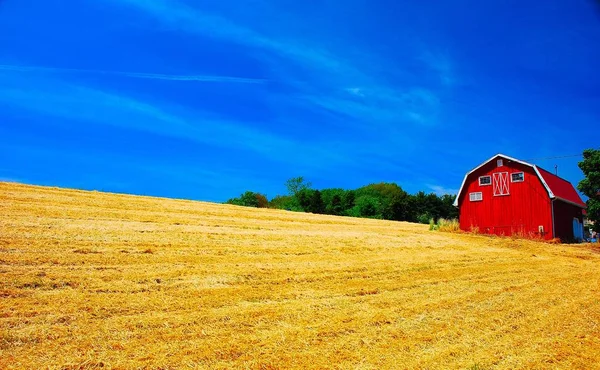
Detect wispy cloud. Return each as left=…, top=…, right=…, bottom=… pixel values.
left=0, top=64, right=266, bottom=84
left=419, top=51, right=456, bottom=86
left=0, top=74, right=352, bottom=170
left=110, top=0, right=347, bottom=75
left=298, top=86, right=441, bottom=130
left=108, top=0, right=451, bottom=127
left=427, top=184, right=459, bottom=196
left=0, top=0, right=460, bottom=195
left=345, top=87, right=365, bottom=97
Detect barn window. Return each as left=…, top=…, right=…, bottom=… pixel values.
left=497, top=159, right=503, bottom=167
left=511, top=172, right=524, bottom=183
left=469, top=192, right=483, bottom=202
left=479, top=176, right=491, bottom=186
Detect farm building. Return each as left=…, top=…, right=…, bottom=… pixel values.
left=453, top=154, right=586, bottom=241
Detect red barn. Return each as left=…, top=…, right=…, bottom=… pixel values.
left=453, top=154, right=586, bottom=241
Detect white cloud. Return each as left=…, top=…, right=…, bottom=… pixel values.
left=302, top=86, right=440, bottom=126
left=108, top=0, right=448, bottom=128
left=345, top=87, right=365, bottom=97
left=110, top=0, right=345, bottom=73
left=0, top=75, right=353, bottom=170
left=419, top=51, right=456, bottom=86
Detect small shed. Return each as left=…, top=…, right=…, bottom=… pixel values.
left=453, top=154, right=586, bottom=241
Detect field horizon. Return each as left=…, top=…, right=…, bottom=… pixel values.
left=1, top=181, right=600, bottom=369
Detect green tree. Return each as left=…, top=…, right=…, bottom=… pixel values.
left=354, top=183, right=406, bottom=220
left=308, top=190, right=325, bottom=214
left=578, top=148, right=600, bottom=232
left=425, top=193, right=443, bottom=221
left=387, top=191, right=414, bottom=221
left=440, top=194, right=458, bottom=219
left=269, top=195, right=293, bottom=210
left=328, top=194, right=344, bottom=215
left=321, top=188, right=346, bottom=214
left=342, top=191, right=356, bottom=213
left=413, top=191, right=428, bottom=218
left=296, top=188, right=313, bottom=212
left=226, top=191, right=266, bottom=208
left=285, top=176, right=312, bottom=196
left=354, top=195, right=381, bottom=218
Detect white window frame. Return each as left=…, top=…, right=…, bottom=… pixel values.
left=497, top=159, right=503, bottom=167
left=511, top=172, right=524, bottom=183
left=479, top=175, right=491, bottom=186
left=469, top=192, right=483, bottom=202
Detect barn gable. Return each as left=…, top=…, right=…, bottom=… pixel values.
left=453, top=154, right=585, bottom=209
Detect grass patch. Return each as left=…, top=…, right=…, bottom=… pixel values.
left=429, top=217, right=460, bottom=232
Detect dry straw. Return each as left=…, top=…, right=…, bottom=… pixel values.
left=1, top=182, right=600, bottom=369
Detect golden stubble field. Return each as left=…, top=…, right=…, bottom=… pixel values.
left=1, top=182, right=600, bottom=369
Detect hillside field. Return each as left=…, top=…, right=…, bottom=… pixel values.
left=1, top=182, right=600, bottom=369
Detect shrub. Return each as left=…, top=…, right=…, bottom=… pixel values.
left=417, top=213, right=431, bottom=225
left=429, top=218, right=437, bottom=231
left=226, top=191, right=268, bottom=208
left=437, top=218, right=460, bottom=232
left=430, top=218, right=460, bottom=233
left=255, top=193, right=269, bottom=208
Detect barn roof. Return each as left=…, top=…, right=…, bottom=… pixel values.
left=536, top=167, right=587, bottom=208
left=453, top=154, right=586, bottom=208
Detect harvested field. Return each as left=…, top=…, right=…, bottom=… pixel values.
left=1, top=181, right=600, bottom=369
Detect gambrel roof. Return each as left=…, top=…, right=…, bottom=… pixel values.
left=454, top=154, right=586, bottom=208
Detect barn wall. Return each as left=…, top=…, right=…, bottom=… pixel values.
left=458, top=158, right=553, bottom=239
left=553, top=200, right=585, bottom=242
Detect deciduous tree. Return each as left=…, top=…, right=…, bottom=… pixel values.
left=308, top=190, right=325, bottom=214
left=578, top=148, right=600, bottom=232
left=285, top=177, right=312, bottom=196
left=226, top=191, right=267, bottom=208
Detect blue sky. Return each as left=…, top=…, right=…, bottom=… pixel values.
left=1, top=0, right=599, bottom=202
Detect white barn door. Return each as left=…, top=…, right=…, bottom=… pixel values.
left=493, top=172, right=509, bottom=196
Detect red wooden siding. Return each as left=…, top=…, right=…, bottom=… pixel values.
left=458, top=159, right=553, bottom=239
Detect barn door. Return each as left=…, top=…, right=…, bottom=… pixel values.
left=493, top=172, right=509, bottom=196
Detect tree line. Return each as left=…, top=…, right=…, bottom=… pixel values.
left=226, top=177, right=458, bottom=224
left=227, top=148, right=599, bottom=229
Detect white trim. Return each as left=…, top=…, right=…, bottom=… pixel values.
left=453, top=154, right=553, bottom=207
left=469, top=192, right=483, bottom=202
left=479, top=175, right=491, bottom=186
left=454, top=175, right=469, bottom=207
left=532, top=165, right=555, bottom=198
left=511, top=172, right=524, bottom=183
